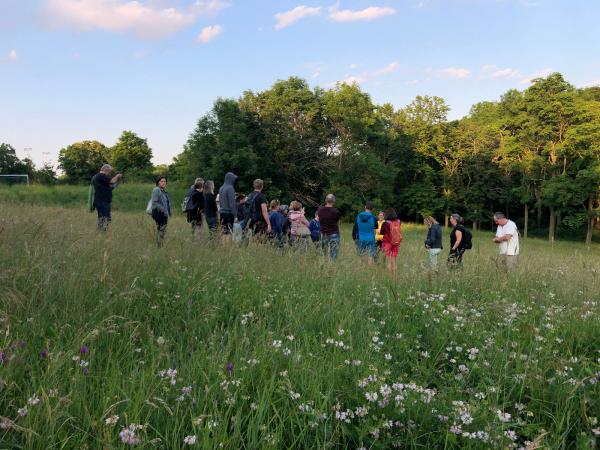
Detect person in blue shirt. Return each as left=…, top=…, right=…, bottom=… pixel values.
left=268, top=199, right=285, bottom=248
left=355, top=202, right=378, bottom=265
left=309, top=212, right=320, bottom=244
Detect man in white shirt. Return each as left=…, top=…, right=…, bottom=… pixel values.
left=493, top=212, right=519, bottom=270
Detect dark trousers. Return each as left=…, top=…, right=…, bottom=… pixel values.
left=95, top=200, right=111, bottom=231
left=151, top=210, right=168, bottom=246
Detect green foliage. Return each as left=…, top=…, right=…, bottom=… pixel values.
left=58, top=140, right=110, bottom=183
left=111, top=130, right=153, bottom=179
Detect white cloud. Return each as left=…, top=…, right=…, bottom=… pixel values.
left=581, top=79, right=600, bottom=88
left=43, top=0, right=228, bottom=39
left=274, top=5, right=321, bottom=30
left=481, top=64, right=520, bottom=79
left=336, top=61, right=399, bottom=85
left=8, top=49, right=17, bottom=61
left=437, top=67, right=471, bottom=79
left=329, top=6, right=396, bottom=22
left=519, top=68, right=553, bottom=84
left=197, top=24, right=222, bottom=43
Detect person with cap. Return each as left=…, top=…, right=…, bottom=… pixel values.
left=91, top=164, right=122, bottom=231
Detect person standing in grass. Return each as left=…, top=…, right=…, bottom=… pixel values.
left=233, top=193, right=248, bottom=242
left=186, top=178, right=204, bottom=237
left=318, top=194, right=341, bottom=261
left=375, top=211, right=385, bottom=259
left=218, top=172, right=237, bottom=241
left=448, top=213, right=467, bottom=268
left=203, top=180, right=218, bottom=237
left=309, top=213, right=320, bottom=245
left=379, top=208, right=402, bottom=274
left=247, top=179, right=271, bottom=240
left=355, top=202, right=378, bottom=265
left=269, top=199, right=284, bottom=247
left=289, top=201, right=311, bottom=251
left=91, top=164, right=122, bottom=231
left=424, top=216, right=443, bottom=271
left=493, top=212, right=520, bottom=270
left=151, top=176, right=171, bottom=247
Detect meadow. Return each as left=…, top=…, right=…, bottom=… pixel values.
left=1, top=201, right=599, bottom=449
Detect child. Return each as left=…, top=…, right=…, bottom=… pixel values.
left=309, top=213, right=320, bottom=244
left=379, top=208, right=402, bottom=274
left=268, top=200, right=284, bottom=247
left=375, top=211, right=385, bottom=259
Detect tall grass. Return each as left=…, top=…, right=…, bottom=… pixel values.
left=0, top=204, right=599, bottom=449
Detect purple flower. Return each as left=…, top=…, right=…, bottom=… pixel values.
left=40, top=348, right=49, bottom=359
left=82, top=367, right=89, bottom=376
left=0, top=352, right=6, bottom=365
left=225, top=362, right=234, bottom=375
left=79, top=345, right=89, bottom=355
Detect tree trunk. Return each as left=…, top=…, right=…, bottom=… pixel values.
left=549, top=206, right=556, bottom=243
left=537, top=203, right=542, bottom=227
left=473, top=221, right=478, bottom=231
left=444, top=214, right=449, bottom=228
left=524, top=205, right=528, bottom=239
left=556, top=211, right=562, bottom=228
left=586, top=197, right=594, bottom=245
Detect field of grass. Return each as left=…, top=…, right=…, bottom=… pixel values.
left=1, top=203, right=599, bottom=449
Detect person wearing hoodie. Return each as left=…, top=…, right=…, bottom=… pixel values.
left=289, top=201, right=311, bottom=251
left=355, top=202, right=378, bottom=265
left=309, top=213, right=320, bottom=244
left=218, top=171, right=237, bottom=240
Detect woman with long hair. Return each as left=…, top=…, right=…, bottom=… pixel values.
left=151, top=176, right=171, bottom=247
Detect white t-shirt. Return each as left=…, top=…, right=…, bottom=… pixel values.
left=496, top=220, right=519, bottom=256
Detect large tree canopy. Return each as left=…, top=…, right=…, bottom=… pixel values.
left=172, top=73, right=600, bottom=243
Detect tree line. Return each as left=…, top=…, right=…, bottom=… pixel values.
left=172, top=73, right=599, bottom=244
left=1, top=72, right=598, bottom=243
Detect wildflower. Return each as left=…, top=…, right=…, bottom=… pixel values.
left=384, top=353, right=392, bottom=360
left=0, top=418, right=13, bottom=429
left=365, top=392, right=378, bottom=402
left=338, top=329, right=345, bottom=336
left=272, top=340, right=282, bottom=349
left=79, top=345, right=89, bottom=355
left=17, top=407, right=28, bottom=417
left=27, top=394, right=40, bottom=406
left=156, top=336, right=166, bottom=345
left=183, top=435, right=197, bottom=445
left=39, top=348, right=49, bottom=359
left=224, top=362, right=234, bottom=375
left=497, top=410, right=511, bottom=423
left=105, top=415, right=119, bottom=426
left=504, top=430, right=517, bottom=441
left=182, top=386, right=192, bottom=395
left=119, top=427, right=141, bottom=445
left=460, top=412, right=473, bottom=425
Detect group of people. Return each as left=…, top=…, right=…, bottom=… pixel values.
left=91, top=166, right=521, bottom=270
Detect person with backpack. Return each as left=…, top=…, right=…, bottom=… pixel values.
left=150, top=176, right=171, bottom=247
left=233, top=194, right=248, bottom=242
left=185, top=178, right=204, bottom=236
left=91, top=164, right=122, bottom=231
left=448, top=213, right=471, bottom=268
left=355, top=202, right=378, bottom=265
left=246, top=179, right=271, bottom=240
left=203, top=180, right=218, bottom=238
left=379, top=208, right=402, bottom=274
left=218, top=172, right=237, bottom=241
left=375, top=211, right=385, bottom=260
left=424, top=216, right=443, bottom=271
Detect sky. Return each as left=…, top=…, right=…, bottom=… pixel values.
left=1, top=0, right=599, bottom=167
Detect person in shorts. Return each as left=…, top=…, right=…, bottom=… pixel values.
left=248, top=179, right=271, bottom=239
left=493, top=212, right=520, bottom=270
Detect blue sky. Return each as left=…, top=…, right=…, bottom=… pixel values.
left=1, top=0, right=599, bottom=166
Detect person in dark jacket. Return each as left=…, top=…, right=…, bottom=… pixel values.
left=355, top=202, right=378, bottom=265
left=218, top=172, right=237, bottom=240
left=448, top=213, right=466, bottom=269
left=151, top=176, right=171, bottom=247
left=424, top=216, right=443, bottom=271
left=186, top=178, right=205, bottom=237
left=309, top=213, right=320, bottom=244
left=268, top=200, right=284, bottom=248
left=91, top=164, right=122, bottom=231
left=203, top=180, right=218, bottom=238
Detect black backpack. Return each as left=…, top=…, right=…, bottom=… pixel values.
left=244, top=192, right=262, bottom=224
left=462, top=227, right=473, bottom=249
left=181, top=187, right=196, bottom=212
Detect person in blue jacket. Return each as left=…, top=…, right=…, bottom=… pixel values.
left=355, top=202, right=378, bottom=265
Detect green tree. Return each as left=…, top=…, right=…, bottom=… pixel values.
left=58, top=140, right=109, bottom=183
left=111, top=131, right=153, bottom=177
left=0, top=143, right=25, bottom=174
